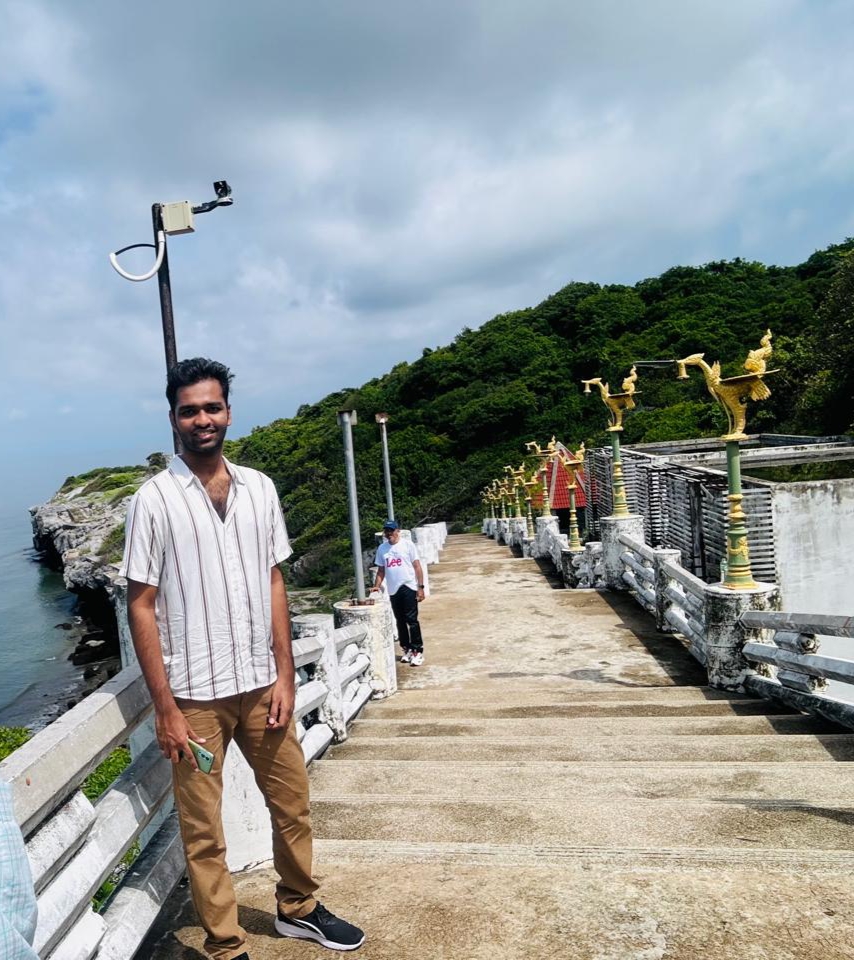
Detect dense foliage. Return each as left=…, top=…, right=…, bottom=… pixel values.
left=225, top=241, right=854, bottom=586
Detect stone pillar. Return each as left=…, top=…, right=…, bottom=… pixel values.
left=496, top=518, right=510, bottom=544
left=600, top=515, right=645, bottom=591
left=533, top=515, right=560, bottom=559
left=292, top=614, right=345, bottom=741
left=653, top=548, right=682, bottom=633
left=703, top=583, right=779, bottom=690
left=561, top=548, right=585, bottom=588
left=510, top=518, right=527, bottom=548
left=584, top=541, right=603, bottom=587
left=334, top=600, right=397, bottom=699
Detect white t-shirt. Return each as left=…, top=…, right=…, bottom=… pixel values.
left=376, top=538, right=420, bottom=596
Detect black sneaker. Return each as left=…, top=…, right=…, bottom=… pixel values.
left=275, top=902, right=365, bottom=951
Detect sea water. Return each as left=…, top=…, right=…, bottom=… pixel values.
left=0, top=504, right=84, bottom=727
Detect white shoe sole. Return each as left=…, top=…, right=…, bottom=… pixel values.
left=275, top=917, right=365, bottom=951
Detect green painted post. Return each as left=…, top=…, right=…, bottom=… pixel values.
left=568, top=486, right=582, bottom=550
left=610, top=431, right=630, bottom=518
left=723, top=439, right=757, bottom=589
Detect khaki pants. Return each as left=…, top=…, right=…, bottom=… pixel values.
left=173, top=683, right=318, bottom=960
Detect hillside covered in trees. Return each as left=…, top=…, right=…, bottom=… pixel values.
left=225, top=241, right=854, bottom=586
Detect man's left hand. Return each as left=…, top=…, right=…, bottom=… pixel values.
left=416, top=588, right=425, bottom=602
left=267, top=678, right=295, bottom=730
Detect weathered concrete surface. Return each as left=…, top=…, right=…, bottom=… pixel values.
left=139, top=534, right=854, bottom=959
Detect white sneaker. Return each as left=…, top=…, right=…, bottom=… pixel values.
left=400, top=649, right=412, bottom=663
left=410, top=650, right=424, bottom=666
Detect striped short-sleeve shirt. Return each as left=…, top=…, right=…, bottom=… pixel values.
left=119, top=456, right=292, bottom=701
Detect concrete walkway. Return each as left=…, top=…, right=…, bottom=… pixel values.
left=141, top=534, right=854, bottom=959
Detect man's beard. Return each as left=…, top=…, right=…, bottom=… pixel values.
left=177, top=427, right=226, bottom=455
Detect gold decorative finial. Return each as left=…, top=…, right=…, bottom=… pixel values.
left=676, top=331, right=775, bottom=441
left=581, top=366, right=638, bottom=432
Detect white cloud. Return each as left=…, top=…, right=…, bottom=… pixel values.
left=1, top=0, right=853, bottom=485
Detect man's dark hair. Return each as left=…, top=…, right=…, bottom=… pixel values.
left=166, top=358, right=234, bottom=410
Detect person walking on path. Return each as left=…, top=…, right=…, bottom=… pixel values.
left=122, top=358, right=364, bottom=959
left=372, top=520, right=426, bottom=666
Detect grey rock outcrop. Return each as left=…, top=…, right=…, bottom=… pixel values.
left=30, top=461, right=159, bottom=599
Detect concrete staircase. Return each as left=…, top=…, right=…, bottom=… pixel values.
left=144, top=534, right=854, bottom=959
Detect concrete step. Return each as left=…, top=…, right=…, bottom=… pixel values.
left=364, top=697, right=793, bottom=720
left=326, top=733, right=854, bottom=763
left=308, top=759, right=854, bottom=803
left=313, top=837, right=854, bottom=870
left=308, top=796, right=854, bottom=852
left=348, top=714, right=839, bottom=739
left=150, top=856, right=854, bottom=959
left=371, top=684, right=754, bottom=704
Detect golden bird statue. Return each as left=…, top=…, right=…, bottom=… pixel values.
left=676, top=330, right=776, bottom=441
left=581, top=366, right=638, bottom=431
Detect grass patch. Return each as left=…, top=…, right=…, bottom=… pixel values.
left=82, top=471, right=146, bottom=495
left=106, top=484, right=139, bottom=503
left=60, top=466, right=143, bottom=492
left=82, top=746, right=132, bottom=801
left=0, top=726, right=31, bottom=760
left=99, top=522, right=126, bottom=564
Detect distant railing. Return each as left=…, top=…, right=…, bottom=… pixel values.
left=0, top=617, right=372, bottom=959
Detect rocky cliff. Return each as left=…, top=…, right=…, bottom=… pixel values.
left=30, top=456, right=166, bottom=664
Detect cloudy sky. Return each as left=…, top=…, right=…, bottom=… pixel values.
left=1, top=0, right=853, bottom=508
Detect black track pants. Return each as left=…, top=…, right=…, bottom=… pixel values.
left=389, top=585, right=423, bottom=652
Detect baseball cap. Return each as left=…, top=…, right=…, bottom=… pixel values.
left=383, top=519, right=399, bottom=530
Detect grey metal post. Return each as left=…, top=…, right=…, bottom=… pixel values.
left=338, top=409, right=366, bottom=600
left=376, top=413, right=395, bottom=521
left=151, top=203, right=180, bottom=453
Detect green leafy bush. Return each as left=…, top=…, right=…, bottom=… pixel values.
left=0, top=727, right=31, bottom=760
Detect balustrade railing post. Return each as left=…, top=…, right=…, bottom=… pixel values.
left=704, top=583, right=780, bottom=689
left=653, top=548, right=682, bottom=633
left=600, top=515, right=645, bottom=591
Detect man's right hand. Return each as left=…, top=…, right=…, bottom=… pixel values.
left=154, top=704, right=206, bottom=770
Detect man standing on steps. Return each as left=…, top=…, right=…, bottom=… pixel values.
left=121, top=358, right=364, bottom=959
left=372, top=520, right=426, bottom=666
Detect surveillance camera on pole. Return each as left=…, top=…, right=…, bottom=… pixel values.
left=109, top=181, right=234, bottom=451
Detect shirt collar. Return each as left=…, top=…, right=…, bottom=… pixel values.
left=168, top=455, right=246, bottom=488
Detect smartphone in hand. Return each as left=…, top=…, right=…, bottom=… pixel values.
left=188, top=739, right=214, bottom=774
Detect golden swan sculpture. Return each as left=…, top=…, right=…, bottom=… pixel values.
left=676, top=330, right=776, bottom=441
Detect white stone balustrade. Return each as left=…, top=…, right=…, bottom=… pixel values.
left=0, top=611, right=379, bottom=958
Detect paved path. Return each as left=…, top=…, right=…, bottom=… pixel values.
left=142, top=534, right=854, bottom=959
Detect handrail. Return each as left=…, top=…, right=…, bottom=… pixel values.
left=0, top=612, right=377, bottom=959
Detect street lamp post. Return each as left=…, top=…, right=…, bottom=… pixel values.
left=375, top=413, right=395, bottom=521
left=676, top=331, right=776, bottom=589
left=110, top=181, right=234, bottom=452
left=559, top=444, right=586, bottom=551
left=581, top=367, right=639, bottom=518
left=525, top=437, right=558, bottom=517
left=337, top=409, right=366, bottom=601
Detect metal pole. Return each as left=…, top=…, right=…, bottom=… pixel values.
left=723, top=439, right=757, bottom=589
left=338, top=410, right=366, bottom=600
left=378, top=419, right=394, bottom=521
left=610, top=431, right=630, bottom=517
left=568, top=486, right=582, bottom=550
left=152, top=203, right=179, bottom=453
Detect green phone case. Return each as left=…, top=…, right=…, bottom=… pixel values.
left=188, top=739, right=214, bottom=774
